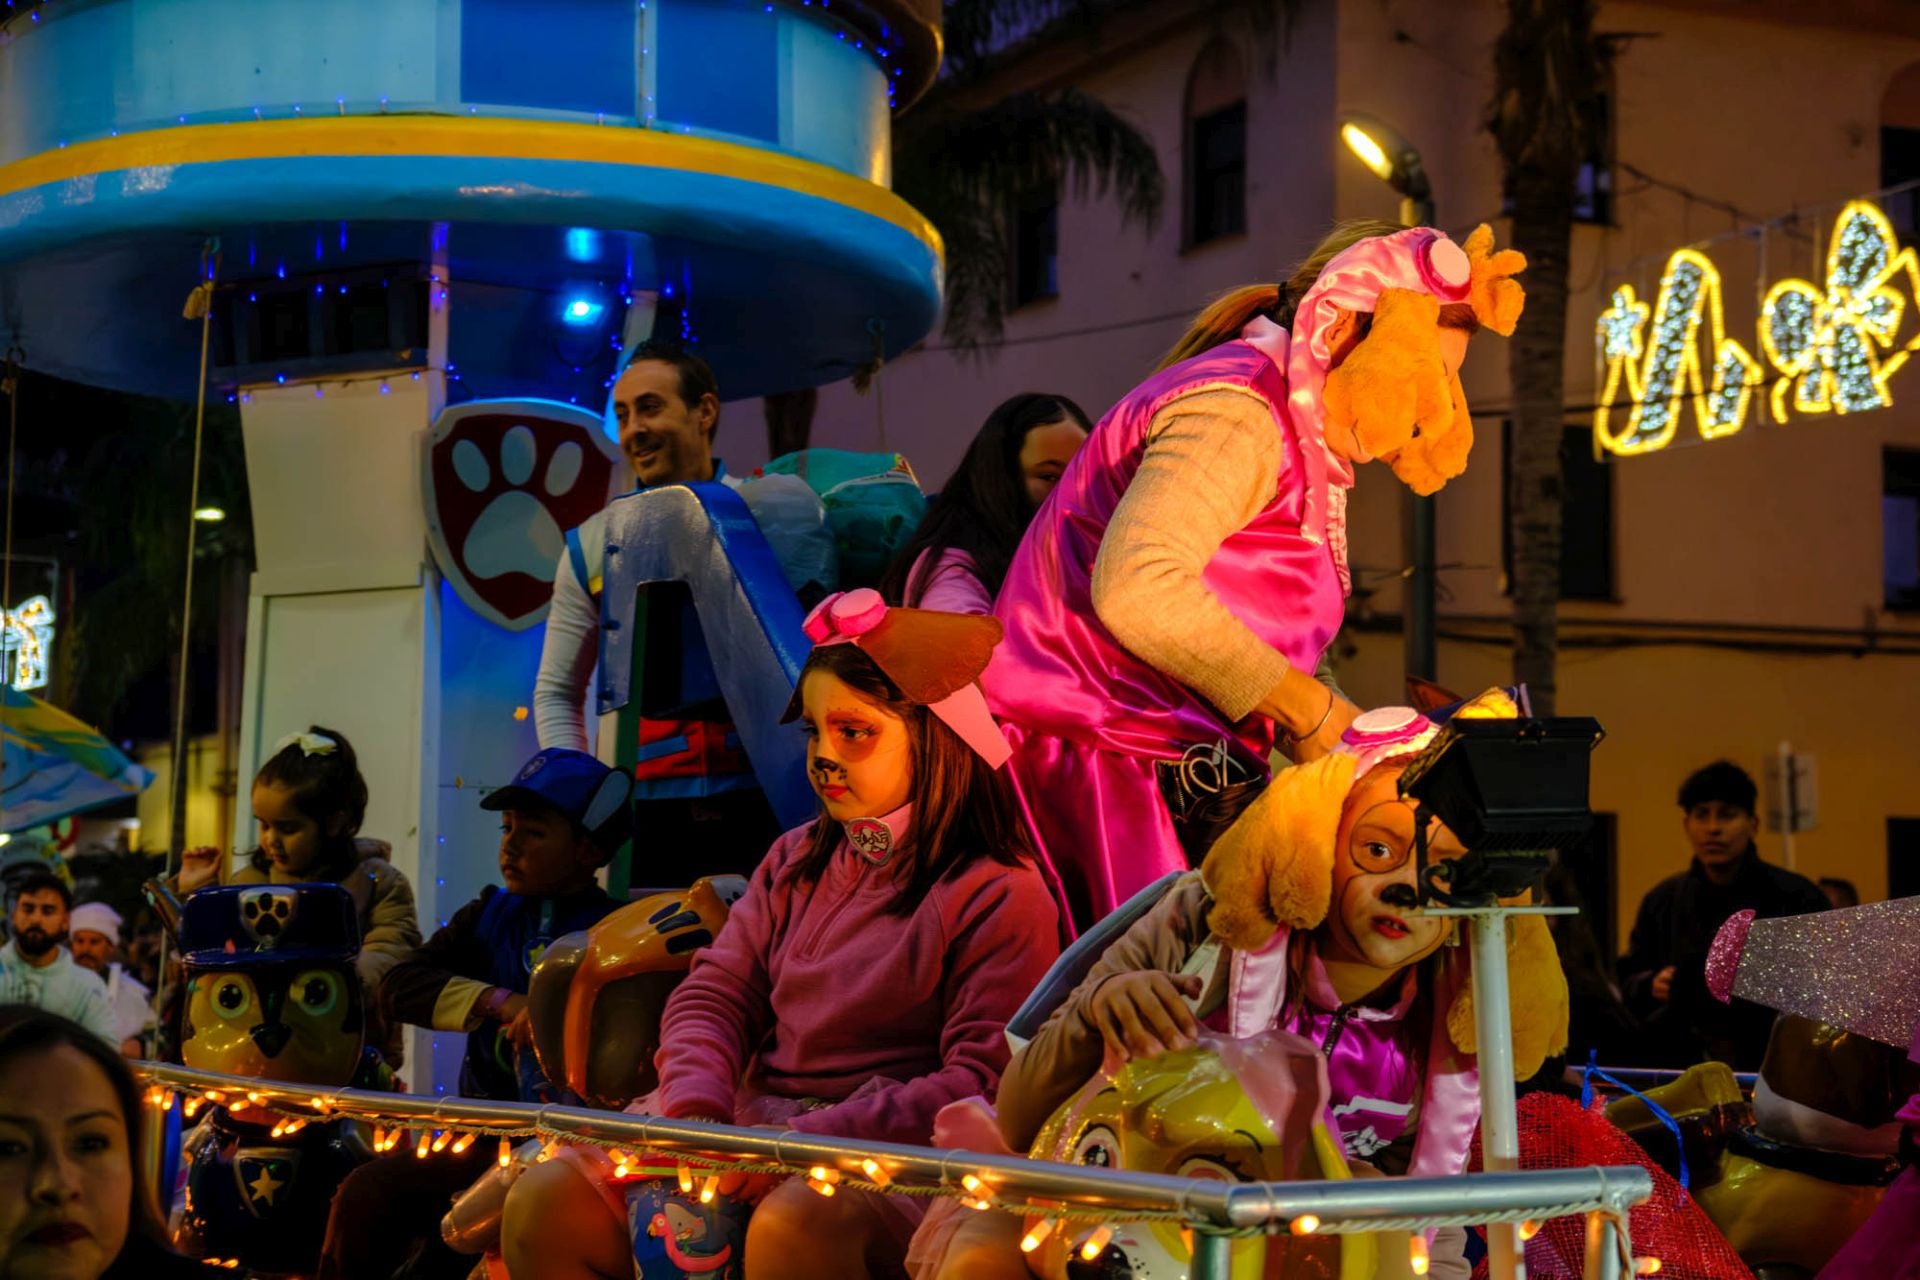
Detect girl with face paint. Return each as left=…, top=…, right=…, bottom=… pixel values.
left=956, top=701, right=1570, bottom=1280
left=502, top=593, right=1061, bottom=1280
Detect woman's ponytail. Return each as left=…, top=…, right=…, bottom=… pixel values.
left=1156, top=217, right=1409, bottom=371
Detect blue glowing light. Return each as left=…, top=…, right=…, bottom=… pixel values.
left=562, top=297, right=606, bottom=326
left=564, top=227, right=601, bottom=262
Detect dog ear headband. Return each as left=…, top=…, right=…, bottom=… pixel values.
left=781, top=589, right=1014, bottom=769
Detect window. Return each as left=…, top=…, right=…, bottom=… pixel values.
left=214, top=269, right=429, bottom=379
left=1881, top=63, right=1920, bottom=236
left=1891, top=817, right=1920, bottom=900
left=1502, top=423, right=1616, bottom=601
left=1184, top=40, right=1246, bottom=248
left=1573, top=90, right=1614, bottom=225
left=1885, top=447, right=1920, bottom=610
left=1009, top=186, right=1059, bottom=308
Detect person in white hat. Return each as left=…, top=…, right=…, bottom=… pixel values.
left=68, top=901, right=151, bottom=1057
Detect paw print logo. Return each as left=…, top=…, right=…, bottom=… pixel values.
left=425, top=401, right=624, bottom=630
left=238, top=887, right=299, bottom=947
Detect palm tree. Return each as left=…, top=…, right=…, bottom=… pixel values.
left=761, top=0, right=1173, bottom=448
left=1486, top=0, right=1608, bottom=716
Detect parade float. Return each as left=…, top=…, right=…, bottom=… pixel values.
left=0, top=0, right=942, bottom=1092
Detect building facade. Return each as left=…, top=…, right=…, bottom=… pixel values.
left=722, top=0, right=1920, bottom=948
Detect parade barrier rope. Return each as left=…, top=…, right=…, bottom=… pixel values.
left=136, top=1062, right=1655, bottom=1279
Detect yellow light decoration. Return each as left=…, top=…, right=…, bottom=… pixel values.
left=960, top=1173, right=987, bottom=1197
left=806, top=1174, right=837, bottom=1197
left=1291, top=1214, right=1320, bottom=1236
left=450, top=1133, right=476, bottom=1155
left=1597, top=198, right=1920, bottom=457
left=1519, top=1219, right=1542, bottom=1242
left=677, top=1162, right=694, bottom=1193
left=1635, top=1257, right=1662, bottom=1276
left=204, top=1091, right=225, bottom=1104
left=498, top=1138, right=513, bottom=1168
left=1761, top=201, right=1918, bottom=423
left=0, top=595, right=56, bottom=691
left=700, top=1175, right=719, bottom=1204
left=1593, top=254, right=1760, bottom=456
left=432, top=1130, right=452, bottom=1152
left=1409, top=1233, right=1431, bottom=1276
left=859, top=1157, right=891, bottom=1187
left=1078, top=1225, right=1114, bottom=1261
left=416, top=1132, right=432, bottom=1159
left=182, top=1097, right=202, bottom=1119
left=1020, top=1218, right=1057, bottom=1253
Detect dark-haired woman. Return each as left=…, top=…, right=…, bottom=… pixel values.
left=879, top=393, right=1091, bottom=614
left=501, top=593, right=1061, bottom=1280
left=0, top=1005, right=227, bottom=1279
left=177, top=726, right=421, bottom=1067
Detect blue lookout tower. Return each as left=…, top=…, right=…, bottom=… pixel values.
left=0, top=0, right=944, bottom=1090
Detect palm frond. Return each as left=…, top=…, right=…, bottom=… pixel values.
left=897, top=87, right=1165, bottom=350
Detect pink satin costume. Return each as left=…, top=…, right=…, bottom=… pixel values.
left=987, top=227, right=1469, bottom=927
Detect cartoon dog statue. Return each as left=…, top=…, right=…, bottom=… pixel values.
left=168, top=883, right=377, bottom=1276
left=441, top=877, right=746, bottom=1275
left=1026, top=1031, right=1374, bottom=1280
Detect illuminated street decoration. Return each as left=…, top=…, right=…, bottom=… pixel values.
left=1, top=595, right=55, bottom=691
left=1760, top=201, right=1915, bottom=422
left=1594, top=253, right=1761, bottom=456
left=1595, top=199, right=1920, bottom=456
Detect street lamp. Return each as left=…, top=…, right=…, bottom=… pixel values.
left=1339, top=112, right=1438, bottom=682
left=1340, top=113, right=1436, bottom=228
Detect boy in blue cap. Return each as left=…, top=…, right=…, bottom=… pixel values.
left=379, top=747, right=633, bottom=1101
left=319, top=748, right=632, bottom=1280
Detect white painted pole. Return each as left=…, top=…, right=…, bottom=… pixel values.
left=1470, top=909, right=1522, bottom=1280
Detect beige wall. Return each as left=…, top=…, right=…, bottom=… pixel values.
left=134, top=734, right=232, bottom=856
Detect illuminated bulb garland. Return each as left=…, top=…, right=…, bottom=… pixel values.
left=1020, top=1218, right=1057, bottom=1252
left=1078, top=1225, right=1113, bottom=1261
left=1290, top=1214, right=1320, bottom=1236
left=1409, top=1233, right=1431, bottom=1276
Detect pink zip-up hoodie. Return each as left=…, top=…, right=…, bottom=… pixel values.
left=654, top=821, right=1062, bottom=1145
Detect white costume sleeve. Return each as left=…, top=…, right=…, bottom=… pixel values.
left=533, top=545, right=599, bottom=752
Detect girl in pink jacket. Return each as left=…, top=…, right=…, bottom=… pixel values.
left=502, top=590, right=1062, bottom=1280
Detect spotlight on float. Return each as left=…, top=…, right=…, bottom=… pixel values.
left=561, top=296, right=607, bottom=327
left=1339, top=113, right=1434, bottom=228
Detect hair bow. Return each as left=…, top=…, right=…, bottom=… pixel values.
left=787, top=589, right=1013, bottom=768
left=271, top=730, right=338, bottom=758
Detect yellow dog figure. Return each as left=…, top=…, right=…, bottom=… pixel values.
left=1026, top=1030, right=1377, bottom=1280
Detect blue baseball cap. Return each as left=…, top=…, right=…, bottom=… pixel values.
left=482, top=749, right=633, bottom=851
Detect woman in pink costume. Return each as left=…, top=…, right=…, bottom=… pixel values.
left=987, top=219, right=1526, bottom=928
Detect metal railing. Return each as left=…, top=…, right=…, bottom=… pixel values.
left=138, top=1062, right=1654, bottom=1280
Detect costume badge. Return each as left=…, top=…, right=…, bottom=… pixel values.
left=238, top=887, right=298, bottom=947
left=233, top=1149, right=299, bottom=1218
left=844, top=818, right=894, bottom=865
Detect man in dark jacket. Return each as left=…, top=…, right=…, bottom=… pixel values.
left=318, top=748, right=633, bottom=1280
left=1618, top=760, right=1829, bottom=1069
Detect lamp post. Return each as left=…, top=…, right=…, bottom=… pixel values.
left=1340, top=114, right=1437, bottom=682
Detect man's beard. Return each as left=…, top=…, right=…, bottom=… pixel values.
left=14, top=926, right=60, bottom=959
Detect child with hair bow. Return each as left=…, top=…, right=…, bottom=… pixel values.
left=500, top=591, right=1061, bottom=1280
left=174, top=724, right=421, bottom=1067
